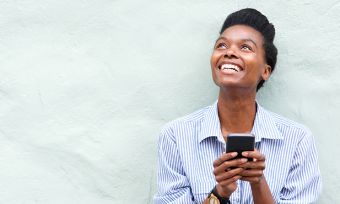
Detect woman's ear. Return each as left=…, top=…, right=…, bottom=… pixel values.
left=262, top=64, right=272, bottom=81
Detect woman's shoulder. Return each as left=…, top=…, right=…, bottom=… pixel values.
left=261, top=106, right=313, bottom=138
left=160, top=104, right=213, bottom=134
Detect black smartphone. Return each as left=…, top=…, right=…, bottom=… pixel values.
left=226, top=133, right=255, bottom=161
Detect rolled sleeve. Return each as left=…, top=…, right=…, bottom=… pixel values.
left=154, top=125, right=196, bottom=204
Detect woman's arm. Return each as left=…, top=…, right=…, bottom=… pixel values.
left=154, top=126, right=195, bottom=204
left=250, top=176, right=275, bottom=204
left=279, top=131, right=321, bottom=203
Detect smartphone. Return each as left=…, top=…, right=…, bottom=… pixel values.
left=226, top=133, right=255, bottom=161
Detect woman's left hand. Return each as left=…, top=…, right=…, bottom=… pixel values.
left=238, top=149, right=266, bottom=184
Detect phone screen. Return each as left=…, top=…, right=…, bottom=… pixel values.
left=226, top=133, right=255, bottom=161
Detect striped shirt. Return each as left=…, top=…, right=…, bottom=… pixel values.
left=154, top=101, right=321, bottom=204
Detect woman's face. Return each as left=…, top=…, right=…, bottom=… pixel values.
left=210, top=25, right=271, bottom=92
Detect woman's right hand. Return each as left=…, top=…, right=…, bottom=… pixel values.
left=213, top=152, right=248, bottom=197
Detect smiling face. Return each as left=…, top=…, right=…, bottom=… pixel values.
left=210, top=25, right=271, bottom=92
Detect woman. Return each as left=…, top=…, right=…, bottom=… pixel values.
left=154, top=8, right=321, bottom=204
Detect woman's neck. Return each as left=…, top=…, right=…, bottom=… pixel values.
left=217, top=90, right=257, bottom=137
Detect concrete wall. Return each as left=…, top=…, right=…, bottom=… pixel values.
left=0, top=0, right=339, bottom=203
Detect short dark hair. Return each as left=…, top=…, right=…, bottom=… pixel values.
left=220, top=8, right=278, bottom=91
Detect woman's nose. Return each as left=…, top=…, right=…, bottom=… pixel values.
left=224, top=48, right=238, bottom=59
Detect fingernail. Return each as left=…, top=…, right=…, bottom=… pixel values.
left=231, top=152, right=238, bottom=157
left=242, top=152, right=248, bottom=157
left=241, top=158, right=248, bottom=162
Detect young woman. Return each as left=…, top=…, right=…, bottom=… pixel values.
left=154, top=8, right=321, bottom=204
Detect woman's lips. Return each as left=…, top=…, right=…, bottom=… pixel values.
left=218, top=63, right=241, bottom=73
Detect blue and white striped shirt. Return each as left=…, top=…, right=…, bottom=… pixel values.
left=154, top=102, right=321, bottom=203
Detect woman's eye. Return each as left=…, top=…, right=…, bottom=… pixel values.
left=216, top=43, right=227, bottom=49
left=241, top=45, right=252, bottom=51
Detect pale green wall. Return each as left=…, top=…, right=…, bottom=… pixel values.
left=0, top=0, right=338, bottom=203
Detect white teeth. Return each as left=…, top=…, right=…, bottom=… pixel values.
left=221, top=64, right=240, bottom=72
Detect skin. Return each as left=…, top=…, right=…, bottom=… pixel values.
left=203, top=25, right=275, bottom=204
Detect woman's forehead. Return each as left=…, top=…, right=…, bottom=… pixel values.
left=219, top=25, right=264, bottom=44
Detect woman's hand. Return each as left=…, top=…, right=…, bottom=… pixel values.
left=212, top=152, right=248, bottom=197
left=238, top=149, right=266, bottom=184
left=237, top=150, right=275, bottom=204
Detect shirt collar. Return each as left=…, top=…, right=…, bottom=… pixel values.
left=251, top=104, right=283, bottom=142
left=198, top=101, right=283, bottom=144
left=198, top=101, right=225, bottom=144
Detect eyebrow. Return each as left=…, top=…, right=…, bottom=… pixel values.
left=215, top=36, right=258, bottom=48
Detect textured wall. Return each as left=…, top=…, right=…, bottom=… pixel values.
left=0, top=0, right=339, bottom=203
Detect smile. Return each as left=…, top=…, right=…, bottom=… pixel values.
left=219, top=63, right=241, bottom=72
